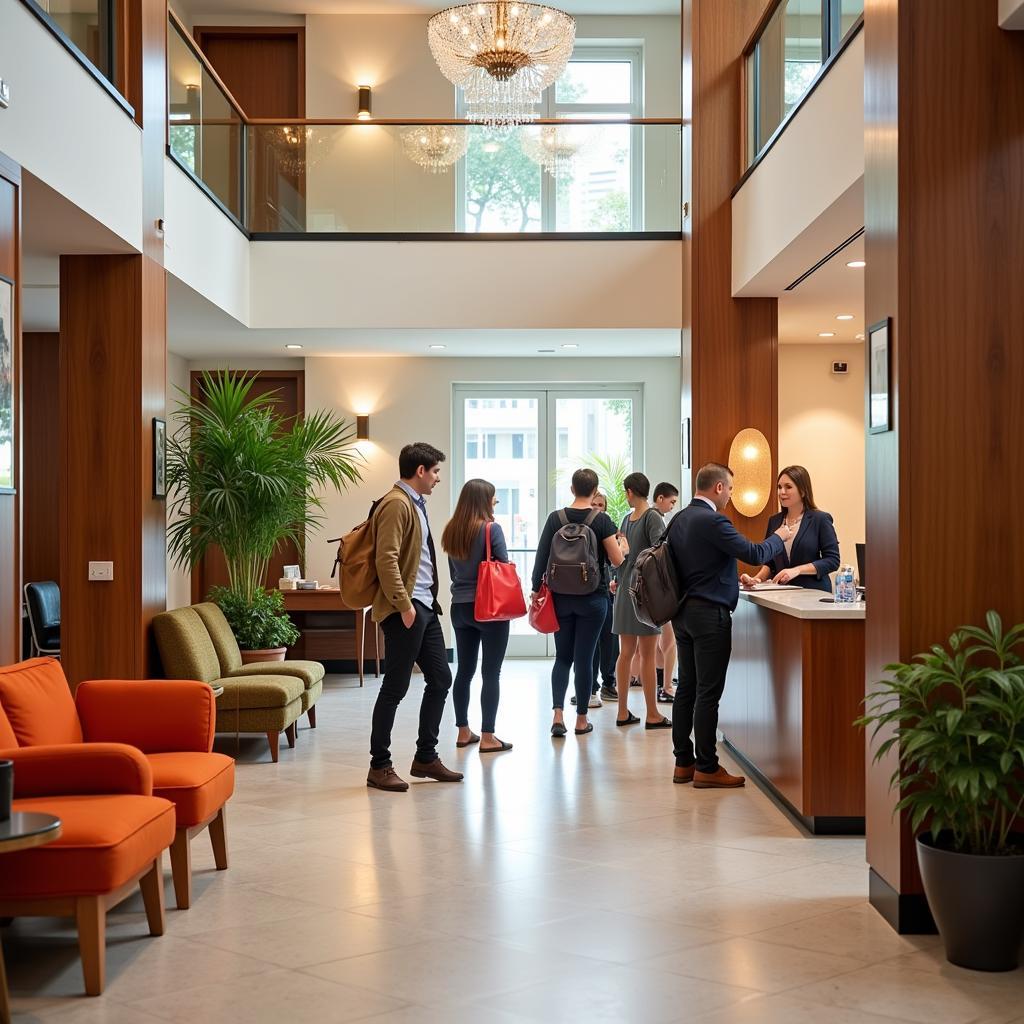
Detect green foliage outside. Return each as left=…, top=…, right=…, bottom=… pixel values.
left=857, top=611, right=1024, bottom=856
left=465, top=129, right=542, bottom=232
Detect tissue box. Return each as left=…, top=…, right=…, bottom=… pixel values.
left=279, top=578, right=298, bottom=590
left=296, top=580, right=318, bottom=591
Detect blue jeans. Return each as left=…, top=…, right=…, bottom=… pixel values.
left=451, top=602, right=510, bottom=734
left=551, top=591, right=607, bottom=710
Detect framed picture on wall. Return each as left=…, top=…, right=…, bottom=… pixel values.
left=153, top=418, right=167, bottom=498
left=0, top=275, right=14, bottom=494
left=868, top=318, right=892, bottom=434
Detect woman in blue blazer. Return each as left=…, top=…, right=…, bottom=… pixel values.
left=740, top=466, right=841, bottom=594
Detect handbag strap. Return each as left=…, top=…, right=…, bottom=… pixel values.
left=484, top=520, right=492, bottom=562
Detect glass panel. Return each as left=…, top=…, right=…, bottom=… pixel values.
left=551, top=121, right=632, bottom=232
left=840, top=0, right=864, bottom=38
left=464, top=127, right=542, bottom=233
left=556, top=60, right=632, bottom=105
left=40, top=0, right=114, bottom=81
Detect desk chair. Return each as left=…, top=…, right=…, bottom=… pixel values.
left=23, top=581, right=61, bottom=659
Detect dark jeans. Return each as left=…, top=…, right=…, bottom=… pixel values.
left=451, top=602, right=510, bottom=734
left=591, top=590, right=618, bottom=690
left=551, top=591, right=607, bottom=710
left=370, top=601, right=452, bottom=770
left=672, top=598, right=733, bottom=773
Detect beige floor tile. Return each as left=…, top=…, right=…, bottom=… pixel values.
left=885, top=947, right=1024, bottom=988
left=734, top=861, right=870, bottom=901
left=687, top=990, right=919, bottom=1024
left=36, top=1001, right=170, bottom=1023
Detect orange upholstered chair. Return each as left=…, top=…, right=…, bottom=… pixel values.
left=0, top=659, right=235, bottom=912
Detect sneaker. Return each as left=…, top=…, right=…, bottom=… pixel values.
left=588, top=693, right=603, bottom=709
left=600, top=684, right=619, bottom=701
left=570, top=695, right=577, bottom=705
left=657, top=687, right=675, bottom=704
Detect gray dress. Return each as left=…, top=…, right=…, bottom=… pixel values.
left=612, top=509, right=666, bottom=637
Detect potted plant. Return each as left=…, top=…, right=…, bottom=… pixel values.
left=858, top=611, right=1024, bottom=972
left=166, top=371, right=363, bottom=660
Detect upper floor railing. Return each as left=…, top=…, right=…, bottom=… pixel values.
left=167, top=13, right=682, bottom=239
left=741, top=0, right=863, bottom=180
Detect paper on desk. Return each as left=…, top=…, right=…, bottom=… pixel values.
left=746, top=583, right=803, bottom=592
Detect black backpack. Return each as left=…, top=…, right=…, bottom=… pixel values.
left=629, top=513, right=685, bottom=627
left=547, top=509, right=601, bottom=595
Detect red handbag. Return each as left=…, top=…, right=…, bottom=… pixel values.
left=528, top=579, right=560, bottom=634
left=474, top=522, right=528, bottom=622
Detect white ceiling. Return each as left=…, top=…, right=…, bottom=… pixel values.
left=181, top=0, right=677, bottom=16
left=778, top=234, right=865, bottom=345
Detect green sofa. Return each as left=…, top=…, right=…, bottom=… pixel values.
left=153, top=603, right=325, bottom=763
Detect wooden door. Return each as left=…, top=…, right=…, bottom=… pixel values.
left=190, top=371, right=305, bottom=603
left=194, top=27, right=306, bottom=232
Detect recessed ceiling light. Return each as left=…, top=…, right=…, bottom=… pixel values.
left=818, top=332, right=836, bottom=338
left=428, top=344, right=447, bottom=350
left=561, top=343, right=579, bottom=350
left=285, top=344, right=303, bottom=349
left=538, top=348, right=555, bottom=353
left=836, top=314, right=854, bottom=321
left=846, top=260, right=866, bottom=269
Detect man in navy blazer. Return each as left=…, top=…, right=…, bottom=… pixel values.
left=667, top=463, right=792, bottom=789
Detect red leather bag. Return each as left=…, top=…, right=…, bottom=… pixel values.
left=528, top=579, right=560, bottom=634
left=474, top=523, right=528, bottom=622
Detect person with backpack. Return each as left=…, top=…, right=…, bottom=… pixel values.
left=530, top=468, right=625, bottom=738
left=652, top=482, right=681, bottom=703
left=612, top=473, right=672, bottom=730
left=364, top=442, right=464, bottom=793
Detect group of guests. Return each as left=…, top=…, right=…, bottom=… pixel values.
left=365, top=441, right=840, bottom=794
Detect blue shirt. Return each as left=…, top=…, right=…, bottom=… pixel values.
left=396, top=481, right=434, bottom=607
left=449, top=521, right=509, bottom=604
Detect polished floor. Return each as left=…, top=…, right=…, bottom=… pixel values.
left=5, top=661, right=1024, bottom=1023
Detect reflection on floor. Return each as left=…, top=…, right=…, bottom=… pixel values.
left=4, top=661, right=1022, bottom=1023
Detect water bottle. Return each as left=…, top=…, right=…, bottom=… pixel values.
left=834, top=564, right=856, bottom=605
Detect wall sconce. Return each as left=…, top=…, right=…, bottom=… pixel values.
left=356, top=415, right=370, bottom=441
left=357, top=85, right=372, bottom=121
left=728, top=427, right=772, bottom=517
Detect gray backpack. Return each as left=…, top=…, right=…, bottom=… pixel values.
left=547, top=509, right=601, bottom=595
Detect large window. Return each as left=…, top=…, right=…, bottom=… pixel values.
left=458, top=45, right=643, bottom=233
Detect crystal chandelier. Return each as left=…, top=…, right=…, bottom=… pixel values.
left=428, top=2, right=576, bottom=127
left=401, top=125, right=470, bottom=174
left=274, top=125, right=329, bottom=175
left=520, top=124, right=591, bottom=180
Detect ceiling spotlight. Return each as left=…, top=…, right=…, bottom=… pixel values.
left=561, top=343, right=579, bottom=350
left=818, top=332, right=836, bottom=338
left=836, top=314, right=854, bottom=321
left=846, top=260, right=866, bottom=269
left=537, top=348, right=555, bottom=353
left=428, top=343, right=447, bottom=350
left=285, top=344, right=303, bottom=349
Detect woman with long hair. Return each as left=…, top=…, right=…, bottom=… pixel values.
left=442, top=478, right=513, bottom=753
left=741, top=465, right=841, bottom=593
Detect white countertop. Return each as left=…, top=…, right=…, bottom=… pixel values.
left=738, top=587, right=866, bottom=621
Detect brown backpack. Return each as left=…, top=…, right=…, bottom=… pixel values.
left=335, top=495, right=388, bottom=609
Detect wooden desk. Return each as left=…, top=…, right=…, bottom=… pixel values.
left=279, top=589, right=381, bottom=686
left=722, top=590, right=866, bottom=835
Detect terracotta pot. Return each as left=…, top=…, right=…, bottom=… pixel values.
left=239, top=647, right=287, bottom=664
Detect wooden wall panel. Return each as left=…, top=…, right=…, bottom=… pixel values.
left=864, top=0, right=1024, bottom=928
left=21, top=333, right=61, bottom=589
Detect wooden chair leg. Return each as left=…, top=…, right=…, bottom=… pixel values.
left=267, top=730, right=280, bottom=762
left=285, top=722, right=296, bottom=749
left=1, top=929, right=11, bottom=1024
left=140, top=855, right=166, bottom=936
left=209, top=807, right=229, bottom=871
left=307, top=705, right=317, bottom=729
left=75, top=895, right=105, bottom=997
left=169, top=830, right=192, bottom=910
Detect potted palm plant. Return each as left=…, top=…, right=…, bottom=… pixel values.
left=858, top=611, right=1024, bottom=972
left=166, top=371, right=363, bottom=661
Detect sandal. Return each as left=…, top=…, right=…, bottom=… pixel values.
left=629, top=677, right=642, bottom=688
left=645, top=716, right=672, bottom=730
left=480, top=739, right=513, bottom=753
left=456, top=733, right=481, bottom=748
left=551, top=723, right=568, bottom=738
left=575, top=723, right=594, bottom=735
left=616, top=712, right=641, bottom=726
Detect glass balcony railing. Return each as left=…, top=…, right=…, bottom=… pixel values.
left=744, top=0, right=863, bottom=171
left=167, top=16, right=682, bottom=237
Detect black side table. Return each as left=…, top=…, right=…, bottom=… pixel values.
left=0, top=813, right=62, bottom=1024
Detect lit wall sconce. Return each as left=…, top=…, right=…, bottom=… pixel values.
left=356, top=415, right=370, bottom=440
left=728, top=427, right=772, bottom=517
left=357, top=85, right=372, bottom=121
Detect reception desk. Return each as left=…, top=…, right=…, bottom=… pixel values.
left=721, top=589, right=866, bottom=835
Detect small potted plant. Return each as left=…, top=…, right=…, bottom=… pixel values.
left=859, top=611, right=1024, bottom=972
left=210, top=587, right=300, bottom=663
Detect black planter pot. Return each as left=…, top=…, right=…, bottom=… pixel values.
left=917, top=833, right=1024, bottom=972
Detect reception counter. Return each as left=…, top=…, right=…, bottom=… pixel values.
left=721, top=589, right=865, bottom=834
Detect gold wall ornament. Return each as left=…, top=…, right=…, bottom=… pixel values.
left=428, top=2, right=576, bottom=126
left=401, top=125, right=470, bottom=174
left=728, top=428, right=772, bottom=518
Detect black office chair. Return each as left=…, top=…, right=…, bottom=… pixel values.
left=24, top=581, right=61, bottom=659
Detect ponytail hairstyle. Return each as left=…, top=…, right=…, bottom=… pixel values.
left=441, top=478, right=496, bottom=560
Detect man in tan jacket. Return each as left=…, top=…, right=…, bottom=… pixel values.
left=367, top=442, right=463, bottom=792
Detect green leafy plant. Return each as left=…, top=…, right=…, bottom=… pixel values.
left=166, top=371, right=363, bottom=605
left=556, top=451, right=631, bottom=526
left=210, top=587, right=300, bottom=651
left=857, top=611, right=1024, bottom=855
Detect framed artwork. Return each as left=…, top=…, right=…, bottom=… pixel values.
left=868, top=318, right=892, bottom=434
left=681, top=416, right=691, bottom=469
left=0, top=276, right=13, bottom=493
left=153, top=417, right=167, bottom=498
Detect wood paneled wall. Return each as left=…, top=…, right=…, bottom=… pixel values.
left=683, top=0, right=778, bottom=547
left=864, top=0, right=1024, bottom=930
left=0, top=155, right=21, bottom=665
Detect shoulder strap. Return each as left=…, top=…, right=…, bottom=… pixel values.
left=584, top=508, right=599, bottom=527
left=483, top=521, right=493, bottom=561
left=557, top=509, right=569, bottom=527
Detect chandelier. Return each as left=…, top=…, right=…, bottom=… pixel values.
left=401, top=125, right=470, bottom=174
left=428, top=2, right=576, bottom=127
left=273, top=125, right=329, bottom=175
left=520, top=124, right=591, bottom=180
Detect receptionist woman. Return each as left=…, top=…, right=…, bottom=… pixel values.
left=740, top=466, right=841, bottom=593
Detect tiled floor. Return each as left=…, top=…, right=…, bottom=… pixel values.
left=5, top=661, right=1023, bottom=1023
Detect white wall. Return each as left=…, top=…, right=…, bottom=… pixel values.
left=0, top=0, right=143, bottom=251
left=304, top=355, right=681, bottom=637
left=778, top=343, right=865, bottom=572
left=1000, top=0, right=1024, bottom=29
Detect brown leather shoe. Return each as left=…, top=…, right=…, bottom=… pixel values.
left=367, top=765, right=409, bottom=792
left=410, top=758, right=464, bottom=782
left=693, top=767, right=745, bottom=789
left=673, top=765, right=695, bottom=784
